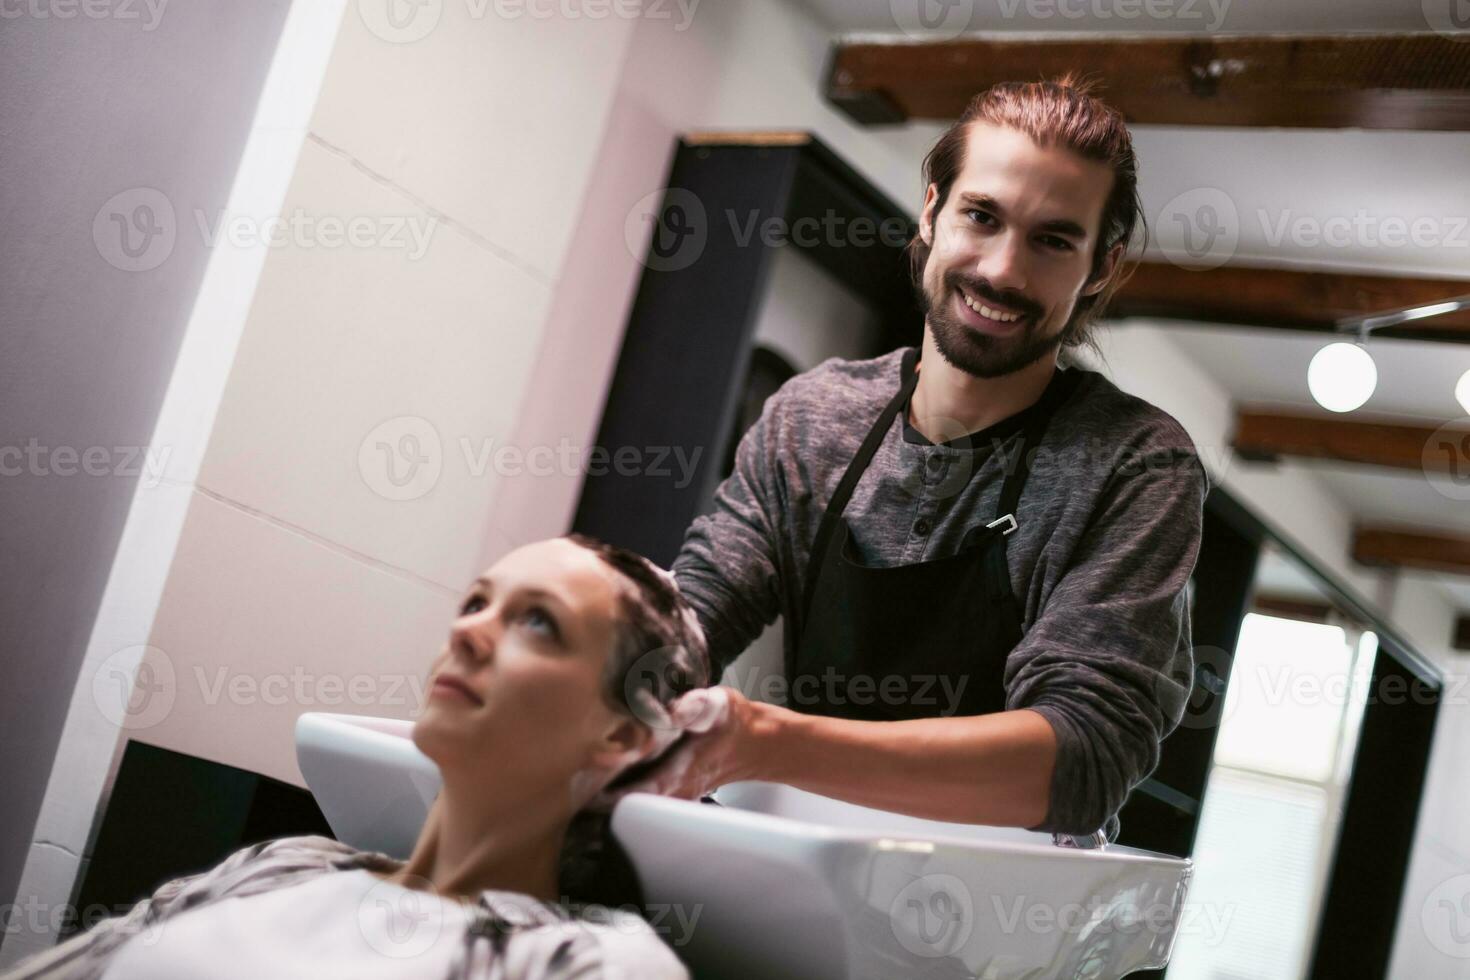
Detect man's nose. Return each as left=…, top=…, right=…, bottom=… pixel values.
left=975, top=231, right=1029, bottom=295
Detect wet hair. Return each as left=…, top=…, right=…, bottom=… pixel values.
left=905, top=70, right=1146, bottom=355
left=566, top=532, right=710, bottom=721
left=556, top=533, right=711, bottom=910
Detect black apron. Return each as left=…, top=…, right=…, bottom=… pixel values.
left=786, top=346, right=1081, bottom=722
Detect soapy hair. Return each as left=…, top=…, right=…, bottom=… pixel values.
left=568, top=533, right=710, bottom=725
left=556, top=533, right=711, bottom=910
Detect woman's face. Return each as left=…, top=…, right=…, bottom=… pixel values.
left=412, top=537, right=650, bottom=799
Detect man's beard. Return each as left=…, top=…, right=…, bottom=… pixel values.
left=918, top=268, right=1068, bottom=379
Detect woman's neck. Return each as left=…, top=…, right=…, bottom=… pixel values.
left=388, top=777, right=574, bottom=904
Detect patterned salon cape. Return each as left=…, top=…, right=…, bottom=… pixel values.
left=1, top=836, right=687, bottom=980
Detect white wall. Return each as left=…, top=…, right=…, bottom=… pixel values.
left=488, top=0, right=948, bottom=551
left=10, top=0, right=1466, bottom=974
left=122, top=0, right=951, bottom=788
left=0, top=0, right=292, bottom=958
left=1383, top=572, right=1470, bottom=979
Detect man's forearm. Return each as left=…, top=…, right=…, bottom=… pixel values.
left=740, top=702, right=1058, bottom=828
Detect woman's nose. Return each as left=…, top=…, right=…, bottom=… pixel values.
left=450, top=612, right=497, bottom=664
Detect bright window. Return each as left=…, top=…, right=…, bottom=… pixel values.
left=1167, top=614, right=1377, bottom=980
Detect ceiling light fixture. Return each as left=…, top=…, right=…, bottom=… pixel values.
left=1309, top=293, right=1470, bottom=414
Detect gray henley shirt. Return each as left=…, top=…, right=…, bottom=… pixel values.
left=671, top=345, right=1209, bottom=840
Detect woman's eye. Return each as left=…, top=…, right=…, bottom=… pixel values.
left=460, top=595, right=487, bottom=616
left=522, top=607, right=560, bottom=638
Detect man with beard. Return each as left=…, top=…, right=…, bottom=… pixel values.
left=606, top=73, right=1208, bottom=844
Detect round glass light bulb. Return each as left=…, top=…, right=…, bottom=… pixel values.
left=1307, top=342, right=1376, bottom=413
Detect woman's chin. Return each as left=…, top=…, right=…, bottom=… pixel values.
left=409, top=713, right=453, bottom=764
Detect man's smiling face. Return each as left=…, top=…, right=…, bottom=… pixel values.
left=918, top=120, right=1119, bottom=378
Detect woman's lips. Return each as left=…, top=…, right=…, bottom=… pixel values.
left=430, top=675, right=484, bottom=705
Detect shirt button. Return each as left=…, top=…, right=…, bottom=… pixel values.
left=914, top=518, right=932, bottom=535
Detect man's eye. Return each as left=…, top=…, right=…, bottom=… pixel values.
left=1041, top=235, right=1074, bottom=251
left=460, top=595, right=487, bottom=616
left=964, top=208, right=994, bottom=226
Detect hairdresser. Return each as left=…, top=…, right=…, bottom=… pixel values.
left=602, top=75, right=1209, bottom=843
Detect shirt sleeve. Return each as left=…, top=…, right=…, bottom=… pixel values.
left=0, top=838, right=289, bottom=980
left=670, top=382, right=790, bottom=677
left=1005, top=431, right=1208, bottom=840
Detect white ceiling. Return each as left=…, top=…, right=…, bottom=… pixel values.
left=795, top=0, right=1452, bottom=36
left=1254, top=544, right=1330, bottom=602
left=1159, top=324, right=1470, bottom=616
left=784, top=0, right=1470, bottom=624
left=1122, top=125, right=1470, bottom=281
left=1432, top=575, right=1470, bottom=607
left=1161, top=323, right=1470, bottom=423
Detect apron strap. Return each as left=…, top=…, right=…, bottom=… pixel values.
left=801, top=350, right=1081, bottom=617
left=801, top=346, right=920, bottom=618
left=992, top=367, right=1084, bottom=525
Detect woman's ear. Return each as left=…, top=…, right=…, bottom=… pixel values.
left=588, top=715, right=654, bottom=771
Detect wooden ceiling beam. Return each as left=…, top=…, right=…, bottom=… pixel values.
left=1353, top=526, right=1470, bottom=576
left=1109, top=263, right=1470, bottom=344
left=1232, top=410, right=1470, bottom=473
left=827, top=35, right=1470, bottom=131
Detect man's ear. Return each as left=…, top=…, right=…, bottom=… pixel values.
left=918, top=183, right=939, bottom=247
left=1080, top=241, right=1125, bottom=298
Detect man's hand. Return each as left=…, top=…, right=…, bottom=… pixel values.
left=597, top=685, right=765, bottom=806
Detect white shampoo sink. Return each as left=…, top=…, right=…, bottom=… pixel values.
left=296, top=712, right=1192, bottom=979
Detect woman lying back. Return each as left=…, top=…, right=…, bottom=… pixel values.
left=3, top=534, right=710, bottom=980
